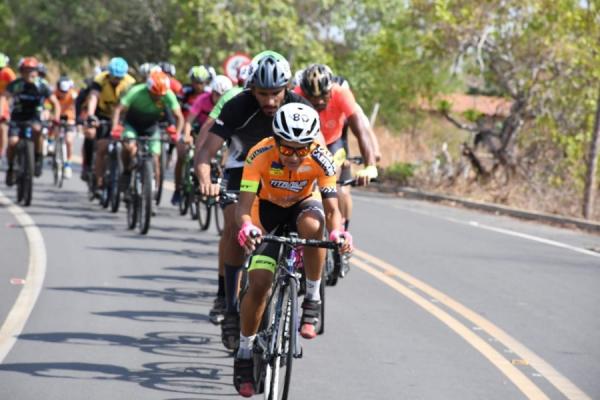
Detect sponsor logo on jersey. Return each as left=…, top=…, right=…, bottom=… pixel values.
left=270, top=179, right=308, bottom=192
left=270, top=161, right=284, bottom=176
left=310, top=146, right=336, bottom=176
left=245, top=145, right=273, bottom=164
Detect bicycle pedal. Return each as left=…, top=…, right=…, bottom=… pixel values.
left=294, top=346, right=303, bottom=359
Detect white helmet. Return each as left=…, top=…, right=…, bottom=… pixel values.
left=272, top=103, right=320, bottom=145
left=211, top=75, right=233, bottom=95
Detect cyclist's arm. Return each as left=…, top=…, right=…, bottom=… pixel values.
left=322, top=196, right=344, bottom=234
left=195, top=117, right=215, bottom=150
left=87, top=89, right=100, bottom=116
left=347, top=112, right=376, bottom=167
left=183, top=112, right=197, bottom=144
left=195, top=132, right=225, bottom=194
left=357, top=105, right=381, bottom=162
left=0, top=92, right=9, bottom=121
left=112, top=104, right=126, bottom=127
left=236, top=191, right=255, bottom=228
left=48, top=94, right=61, bottom=122
left=173, top=106, right=185, bottom=138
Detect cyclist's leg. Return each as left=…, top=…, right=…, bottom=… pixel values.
left=328, top=136, right=352, bottom=229
left=5, top=123, right=20, bottom=185
left=235, top=200, right=282, bottom=397
left=82, top=123, right=96, bottom=179
left=0, top=118, right=7, bottom=164
left=144, top=125, right=162, bottom=186
left=31, top=121, right=44, bottom=176
left=120, top=125, right=139, bottom=192
left=295, top=198, right=327, bottom=339
left=64, top=125, right=75, bottom=178
left=94, top=119, right=111, bottom=188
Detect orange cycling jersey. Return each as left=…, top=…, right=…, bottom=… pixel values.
left=240, top=136, right=338, bottom=208
left=0, top=67, right=16, bottom=119
left=54, top=88, right=78, bottom=123
left=294, top=83, right=358, bottom=145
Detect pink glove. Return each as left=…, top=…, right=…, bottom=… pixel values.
left=238, top=221, right=261, bottom=247
left=329, top=229, right=353, bottom=249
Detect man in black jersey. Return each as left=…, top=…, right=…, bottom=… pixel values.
left=196, top=53, right=313, bottom=355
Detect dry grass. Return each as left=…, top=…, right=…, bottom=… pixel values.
left=347, top=116, right=600, bottom=222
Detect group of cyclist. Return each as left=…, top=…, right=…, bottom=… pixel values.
left=0, top=49, right=381, bottom=397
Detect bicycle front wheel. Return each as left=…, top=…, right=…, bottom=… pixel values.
left=197, top=197, right=211, bottom=231
left=138, top=159, right=153, bottom=234
left=22, top=140, right=34, bottom=206
left=265, top=282, right=296, bottom=400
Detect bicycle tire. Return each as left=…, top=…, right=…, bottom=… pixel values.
left=197, top=197, right=211, bottom=231
left=266, top=281, right=296, bottom=400
left=189, top=193, right=199, bottom=220
left=57, top=137, right=67, bottom=188
left=215, top=202, right=224, bottom=235
left=155, top=143, right=166, bottom=206
left=325, top=249, right=338, bottom=286
left=126, top=172, right=138, bottom=230
left=109, top=146, right=122, bottom=213
left=317, top=267, right=326, bottom=335
left=22, top=140, right=34, bottom=206
left=138, top=159, right=153, bottom=234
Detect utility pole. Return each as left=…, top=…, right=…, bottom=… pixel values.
left=583, top=87, right=600, bottom=219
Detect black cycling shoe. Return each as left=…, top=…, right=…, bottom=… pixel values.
left=34, top=157, right=43, bottom=177
left=221, top=312, right=240, bottom=350
left=119, top=171, right=131, bottom=192
left=209, top=296, right=226, bottom=325
left=233, top=355, right=255, bottom=398
left=300, top=298, right=321, bottom=339
left=5, top=168, right=14, bottom=187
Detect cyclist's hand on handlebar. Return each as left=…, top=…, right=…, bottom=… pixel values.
left=166, top=124, right=179, bottom=142
left=355, top=165, right=378, bottom=186
left=86, top=115, right=99, bottom=128
left=330, top=229, right=353, bottom=253
left=199, top=182, right=221, bottom=197
left=111, top=124, right=124, bottom=139
left=238, top=221, right=262, bottom=253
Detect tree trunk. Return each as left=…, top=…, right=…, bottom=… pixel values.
left=583, top=87, right=600, bottom=219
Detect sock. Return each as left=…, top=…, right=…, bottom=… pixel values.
left=83, top=138, right=94, bottom=168
left=237, top=334, right=256, bottom=359
left=217, top=274, right=225, bottom=297
left=344, top=219, right=350, bottom=231
left=224, top=264, right=242, bottom=313
left=305, top=279, right=321, bottom=302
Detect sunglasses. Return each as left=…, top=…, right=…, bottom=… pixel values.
left=277, top=141, right=312, bottom=157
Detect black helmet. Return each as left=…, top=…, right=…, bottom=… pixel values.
left=300, top=64, right=333, bottom=97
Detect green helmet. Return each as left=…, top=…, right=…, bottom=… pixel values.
left=0, top=53, right=9, bottom=69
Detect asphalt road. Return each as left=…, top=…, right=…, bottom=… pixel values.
left=0, top=160, right=599, bottom=400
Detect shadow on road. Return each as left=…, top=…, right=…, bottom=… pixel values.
left=0, top=359, right=236, bottom=397
left=93, top=310, right=211, bottom=324
left=87, top=245, right=218, bottom=259
left=50, top=286, right=216, bottom=306
left=17, top=330, right=230, bottom=359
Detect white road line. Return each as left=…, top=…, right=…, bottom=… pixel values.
left=378, top=199, right=600, bottom=259
left=0, top=191, right=47, bottom=363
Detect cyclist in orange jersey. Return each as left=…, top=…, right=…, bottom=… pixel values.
left=0, top=53, right=16, bottom=167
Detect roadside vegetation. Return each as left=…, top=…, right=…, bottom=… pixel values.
left=2, top=0, right=598, bottom=219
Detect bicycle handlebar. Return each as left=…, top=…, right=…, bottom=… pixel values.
left=261, top=234, right=340, bottom=250
left=337, top=177, right=379, bottom=187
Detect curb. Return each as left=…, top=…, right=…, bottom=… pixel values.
left=364, top=184, right=600, bottom=234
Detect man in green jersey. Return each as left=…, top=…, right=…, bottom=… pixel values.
left=111, top=70, right=184, bottom=191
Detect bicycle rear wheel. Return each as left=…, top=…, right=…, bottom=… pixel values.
left=264, top=282, right=296, bottom=400
left=138, top=159, right=153, bottom=234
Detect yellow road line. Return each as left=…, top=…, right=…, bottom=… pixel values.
left=352, top=249, right=591, bottom=400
